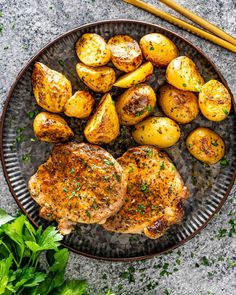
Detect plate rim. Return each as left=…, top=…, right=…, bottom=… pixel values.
left=1, top=19, right=236, bottom=262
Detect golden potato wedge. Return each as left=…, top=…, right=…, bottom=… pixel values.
left=114, top=62, right=153, bottom=88
left=116, top=84, right=156, bottom=125
left=140, top=33, right=178, bottom=67
left=76, top=62, right=116, bottom=93
left=132, top=116, right=181, bottom=148
left=32, top=62, right=72, bottom=113
left=198, top=80, right=231, bottom=122
left=33, top=112, right=74, bottom=142
left=84, top=93, right=120, bottom=144
left=186, top=127, right=225, bottom=164
left=75, top=33, right=111, bottom=66
left=64, top=90, right=95, bottom=118
left=108, top=35, right=142, bottom=72
left=166, top=56, right=204, bottom=92
left=159, top=84, right=199, bottom=124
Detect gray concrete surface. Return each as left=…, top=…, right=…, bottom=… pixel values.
left=0, top=0, right=236, bottom=294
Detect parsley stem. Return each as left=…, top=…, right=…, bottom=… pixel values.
left=1, top=241, right=19, bottom=267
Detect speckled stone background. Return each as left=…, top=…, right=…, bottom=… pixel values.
left=0, top=1, right=235, bottom=294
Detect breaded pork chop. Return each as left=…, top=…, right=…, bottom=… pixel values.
left=103, top=146, right=188, bottom=239
left=28, top=142, right=126, bottom=235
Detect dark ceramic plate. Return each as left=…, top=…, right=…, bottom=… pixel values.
left=1, top=20, right=236, bottom=261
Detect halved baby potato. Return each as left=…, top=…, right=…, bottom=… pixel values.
left=76, top=63, right=116, bottom=93
left=116, top=83, right=156, bottom=125
left=33, top=112, right=74, bottom=142
left=64, top=90, right=95, bottom=118
left=159, top=84, right=199, bottom=124
left=198, top=80, right=231, bottom=121
left=132, top=116, right=181, bottom=148
left=75, top=33, right=111, bottom=67
left=114, top=62, right=153, bottom=88
left=186, top=127, right=225, bottom=164
left=166, top=56, right=204, bottom=92
left=140, top=33, right=178, bottom=67
left=84, top=93, right=120, bottom=144
left=108, top=35, right=143, bottom=72
left=32, top=62, right=72, bottom=113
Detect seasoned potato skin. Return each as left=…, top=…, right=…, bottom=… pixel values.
left=75, top=33, right=111, bottom=66
left=140, top=33, right=178, bottom=67
left=76, top=62, right=116, bottom=93
left=114, top=62, right=153, bottom=88
left=166, top=56, right=204, bottom=92
left=198, top=80, right=231, bottom=121
left=84, top=93, right=120, bottom=144
left=33, top=112, right=74, bottom=142
left=186, top=127, right=225, bottom=164
left=132, top=116, right=181, bottom=148
left=64, top=90, right=95, bottom=118
left=108, top=35, right=143, bottom=72
left=115, top=84, right=156, bottom=125
left=32, top=62, right=72, bottom=113
left=159, top=84, right=199, bottom=124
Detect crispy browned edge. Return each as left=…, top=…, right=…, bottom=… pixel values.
left=0, top=19, right=235, bottom=262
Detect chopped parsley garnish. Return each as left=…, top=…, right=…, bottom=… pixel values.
left=22, top=154, right=30, bottom=163
left=27, top=110, right=39, bottom=119
left=58, top=59, right=65, bottom=66
left=172, top=165, right=176, bottom=171
left=30, top=138, right=36, bottom=142
left=211, top=140, right=218, bottom=147
left=220, top=158, right=229, bottom=166
left=187, top=143, right=193, bottom=148
left=182, top=83, right=187, bottom=87
left=160, top=161, right=165, bottom=170
left=201, top=256, right=210, bottom=266
left=70, top=168, right=75, bottom=174
left=135, top=111, right=142, bottom=117
left=222, top=107, right=229, bottom=115
left=129, top=166, right=134, bottom=173
left=146, top=148, right=153, bottom=157
left=63, top=188, right=68, bottom=193
left=191, top=175, right=197, bottom=185
left=136, top=204, right=146, bottom=214
left=149, top=46, right=154, bottom=50
left=68, top=191, right=75, bottom=199
left=140, top=183, right=148, bottom=194
left=115, top=173, right=121, bottom=182
left=86, top=211, right=91, bottom=218
left=15, top=127, right=26, bottom=143
left=104, top=160, right=115, bottom=166
left=146, top=105, right=152, bottom=112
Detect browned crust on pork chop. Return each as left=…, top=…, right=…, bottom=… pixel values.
left=103, top=146, right=188, bottom=239
left=28, top=142, right=127, bottom=234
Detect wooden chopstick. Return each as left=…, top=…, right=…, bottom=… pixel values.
left=160, top=0, right=236, bottom=46
left=123, top=0, right=236, bottom=53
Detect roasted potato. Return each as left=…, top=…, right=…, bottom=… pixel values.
left=198, top=80, right=231, bottom=122
left=166, top=56, right=204, bottom=92
left=32, top=62, right=72, bottom=113
left=64, top=90, right=95, bottom=118
left=75, top=33, right=111, bottom=67
left=84, top=93, right=120, bottom=144
left=140, top=33, right=178, bottom=67
left=116, top=84, right=156, bottom=125
left=76, top=62, right=116, bottom=93
left=108, top=35, right=142, bottom=72
left=33, top=112, right=74, bottom=142
left=132, top=116, right=181, bottom=148
left=114, top=62, right=153, bottom=88
left=186, top=127, right=225, bottom=164
left=159, top=84, right=199, bottom=124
